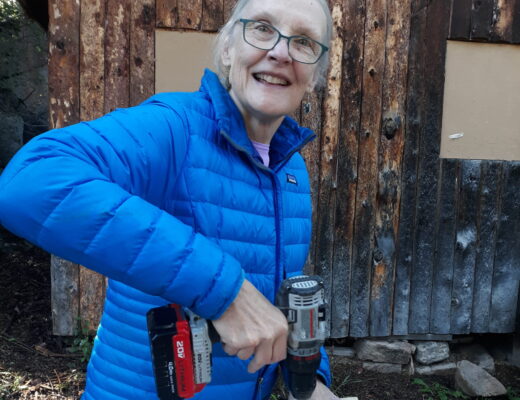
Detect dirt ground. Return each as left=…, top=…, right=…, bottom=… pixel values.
left=0, top=226, right=519, bottom=400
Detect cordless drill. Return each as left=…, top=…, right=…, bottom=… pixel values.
left=146, top=275, right=327, bottom=400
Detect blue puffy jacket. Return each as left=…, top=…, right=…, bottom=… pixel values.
left=0, top=69, right=331, bottom=399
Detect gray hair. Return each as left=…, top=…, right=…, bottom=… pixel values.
left=213, top=0, right=333, bottom=90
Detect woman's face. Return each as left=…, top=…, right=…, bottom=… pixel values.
left=222, top=0, right=327, bottom=124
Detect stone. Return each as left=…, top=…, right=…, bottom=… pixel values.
left=415, top=361, right=457, bottom=375
left=362, top=362, right=402, bottom=374
left=0, top=112, right=24, bottom=167
left=354, top=339, right=415, bottom=364
left=455, top=360, right=507, bottom=397
left=454, top=343, right=495, bottom=374
left=328, top=346, right=356, bottom=358
left=414, top=341, right=450, bottom=365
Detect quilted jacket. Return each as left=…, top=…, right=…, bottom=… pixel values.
left=0, top=69, right=331, bottom=399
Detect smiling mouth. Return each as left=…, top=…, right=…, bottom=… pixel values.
left=253, top=73, right=290, bottom=86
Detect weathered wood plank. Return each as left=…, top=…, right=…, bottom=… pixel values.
left=48, top=0, right=80, bottom=130
left=105, top=0, right=130, bottom=112
left=430, top=159, right=458, bottom=334
left=130, top=0, right=155, bottom=105
left=408, top=0, right=451, bottom=334
left=392, top=4, right=428, bottom=336
left=177, top=0, right=202, bottom=29
left=450, top=0, right=472, bottom=39
left=450, top=160, right=480, bottom=334
left=79, top=0, right=106, bottom=333
left=300, top=91, right=323, bottom=275
left=51, top=257, right=80, bottom=336
left=314, top=2, right=344, bottom=335
left=156, top=0, right=176, bottom=28
left=201, top=0, right=224, bottom=32
left=470, top=0, right=494, bottom=40
left=513, top=0, right=520, bottom=43
left=349, top=0, right=386, bottom=338
left=490, top=162, right=520, bottom=332
left=223, top=0, right=236, bottom=23
left=471, top=161, right=501, bottom=333
left=330, top=0, right=366, bottom=338
left=80, top=0, right=105, bottom=121
left=48, top=0, right=81, bottom=336
left=370, top=0, right=411, bottom=337
left=490, top=0, right=515, bottom=42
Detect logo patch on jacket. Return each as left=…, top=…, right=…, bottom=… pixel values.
left=286, top=174, right=297, bottom=185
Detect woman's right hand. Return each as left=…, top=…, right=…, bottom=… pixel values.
left=212, top=279, right=288, bottom=373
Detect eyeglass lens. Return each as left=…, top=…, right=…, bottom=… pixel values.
left=243, top=20, right=323, bottom=64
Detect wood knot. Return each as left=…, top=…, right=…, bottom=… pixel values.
left=369, top=68, right=376, bottom=77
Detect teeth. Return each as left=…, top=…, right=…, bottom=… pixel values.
left=256, top=73, right=288, bottom=85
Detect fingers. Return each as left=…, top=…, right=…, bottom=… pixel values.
left=247, top=339, right=273, bottom=373
left=236, top=346, right=255, bottom=360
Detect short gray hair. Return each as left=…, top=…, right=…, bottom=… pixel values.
left=213, top=0, right=333, bottom=90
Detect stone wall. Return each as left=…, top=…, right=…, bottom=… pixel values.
left=0, top=2, right=48, bottom=170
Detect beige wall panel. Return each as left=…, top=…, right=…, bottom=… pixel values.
left=441, top=41, right=520, bottom=161
left=155, top=30, right=216, bottom=93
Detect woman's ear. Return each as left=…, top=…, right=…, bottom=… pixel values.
left=221, top=36, right=232, bottom=67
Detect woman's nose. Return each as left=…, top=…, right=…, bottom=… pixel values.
left=267, top=38, right=292, bottom=63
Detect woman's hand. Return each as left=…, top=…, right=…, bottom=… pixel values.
left=288, top=380, right=340, bottom=400
left=212, top=279, right=288, bottom=373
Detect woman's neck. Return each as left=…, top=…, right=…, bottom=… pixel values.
left=244, top=116, right=283, bottom=144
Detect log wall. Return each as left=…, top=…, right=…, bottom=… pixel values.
left=48, top=0, right=520, bottom=337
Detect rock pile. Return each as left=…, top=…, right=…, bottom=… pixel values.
left=330, top=339, right=509, bottom=398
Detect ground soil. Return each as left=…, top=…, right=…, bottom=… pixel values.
left=0, top=226, right=519, bottom=400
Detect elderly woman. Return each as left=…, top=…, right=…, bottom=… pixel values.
left=0, top=0, right=339, bottom=398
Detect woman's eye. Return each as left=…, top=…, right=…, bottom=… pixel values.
left=295, top=37, right=312, bottom=47
left=255, top=23, right=273, bottom=33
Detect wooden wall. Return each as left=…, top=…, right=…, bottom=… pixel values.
left=48, top=0, right=520, bottom=337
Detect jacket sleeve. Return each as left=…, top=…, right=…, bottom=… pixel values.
left=0, top=99, right=244, bottom=320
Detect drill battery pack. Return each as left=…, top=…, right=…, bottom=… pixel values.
left=146, top=304, right=213, bottom=400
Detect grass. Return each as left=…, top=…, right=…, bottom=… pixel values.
left=413, top=378, right=468, bottom=400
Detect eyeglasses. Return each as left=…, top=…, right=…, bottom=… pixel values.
left=238, top=18, right=328, bottom=65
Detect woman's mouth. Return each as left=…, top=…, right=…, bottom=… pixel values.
left=253, top=73, right=289, bottom=86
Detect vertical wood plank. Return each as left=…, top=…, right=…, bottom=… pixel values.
left=408, top=0, right=451, bottom=334
left=370, top=0, right=411, bottom=337
left=301, top=91, right=324, bottom=276
left=331, top=0, right=366, bottom=338
left=314, top=2, right=344, bottom=335
left=223, top=0, right=237, bottom=22
left=490, top=0, right=515, bottom=41
left=79, top=0, right=106, bottom=333
left=513, top=0, right=520, bottom=43
left=130, top=0, right=155, bottom=105
left=156, top=0, right=177, bottom=28
left=201, top=0, right=224, bottom=32
left=105, top=0, right=130, bottom=112
left=48, top=0, right=80, bottom=335
left=471, top=161, right=501, bottom=332
left=392, top=3, right=428, bottom=336
left=51, top=257, right=80, bottom=336
left=430, top=159, right=459, bottom=334
left=470, top=0, right=494, bottom=39
left=349, top=0, right=386, bottom=338
left=177, top=0, right=202, bottom=29
left=450, top=0, right=472, bottom=39
left=450, top=160, right=480, bottom=334
left=490, top=163, right=520, bottom=332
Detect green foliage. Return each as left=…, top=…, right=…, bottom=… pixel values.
left=68, top=319, right=95, bottom=363
left=0, top=0, right=24, bottom=29
left=507, top=387, right=520, bottom=400
left=413, top=378, right=468, bottom=400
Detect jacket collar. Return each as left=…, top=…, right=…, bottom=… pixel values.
left=200, top=69, right=315, bottom=170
